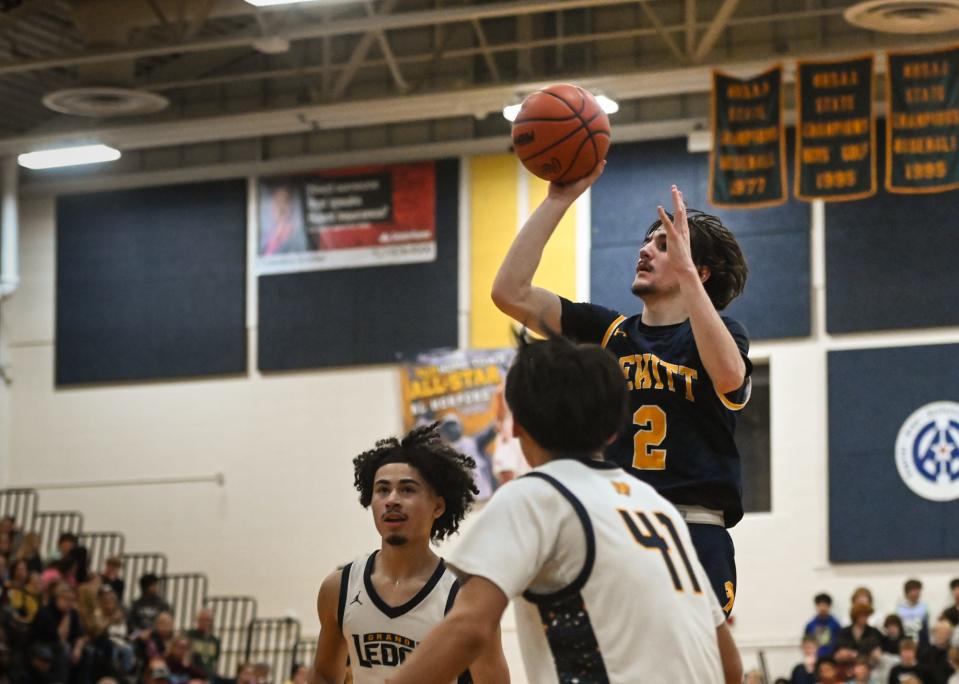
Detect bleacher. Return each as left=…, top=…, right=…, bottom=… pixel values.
left=0, top=487, right=317, bottom=684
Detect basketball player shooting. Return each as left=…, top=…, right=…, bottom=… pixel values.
left=388, top=335, right=743, bottom=684
left=490, top=167, right=751, bottom=617
left=308, top=424, right=509, bottom=684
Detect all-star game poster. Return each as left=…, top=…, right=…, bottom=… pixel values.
left=400, top=348, right=529, bottom=502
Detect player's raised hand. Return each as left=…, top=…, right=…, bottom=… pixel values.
left=547, top=159, right=606, bottom=204
left=657, top=184, right=698, bottom=277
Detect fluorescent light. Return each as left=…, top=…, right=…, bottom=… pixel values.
left=503, top=94, right=619, bottom=122
left=596, top=95, right=619, bottom=114
left=18, top=144, right=121, bottom=170
left=503, top=104, right=522, bottom=122
left=244, top=0, right=323, bottom=6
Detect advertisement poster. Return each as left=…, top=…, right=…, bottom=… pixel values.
left=400, top=348, right=529, bottom=502
left=257, top=162, right=437, bottom=274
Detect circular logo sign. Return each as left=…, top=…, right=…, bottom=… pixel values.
left=895, top=401, right=959, bottom=502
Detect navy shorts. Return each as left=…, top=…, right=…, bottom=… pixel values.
left=687, top=523, right=737, bottom=616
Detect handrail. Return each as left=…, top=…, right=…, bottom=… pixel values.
left=10, top=473, right=225, bottom=490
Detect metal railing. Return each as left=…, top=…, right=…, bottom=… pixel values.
left=160, top=573, right=209, bottom=632
left=121, top=552, right=169, bottom=606
left=31, top=510, right=83, bottom=559
left=207, top=595, right=258, bottom=678
left=78, top=531, right=125, bottom=573
left=244, top=617, right=301, bottom=684
left=294, top=637, right=317, bottom=670
left=0, top=488, right=38, bottom=531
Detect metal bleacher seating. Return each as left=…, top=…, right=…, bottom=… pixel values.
left=1, top=488, right=303, bottom=684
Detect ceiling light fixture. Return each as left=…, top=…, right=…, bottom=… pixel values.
left=18, top=144, right=121, bottom=170
left=503, top=94, right=620, bottom=122
left=244, top=0, right=325, bottom=6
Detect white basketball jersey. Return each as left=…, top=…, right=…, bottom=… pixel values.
left=339, top=551, right=467, bottom=684
left=447, top=458, right=726, bottom=684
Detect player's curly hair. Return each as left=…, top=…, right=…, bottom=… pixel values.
left=506, top=331, right=629, bottom=455
left=645, top=209, right=748, bottom=310
left=352, top=423, right=478, bottom=542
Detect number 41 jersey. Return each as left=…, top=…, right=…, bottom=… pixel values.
left=447, top=458, right=726, bottom=684
left=560, top=298, right=752, bottom=527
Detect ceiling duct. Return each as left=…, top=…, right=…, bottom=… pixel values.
left=41, top=0, right=173, bottom=118
left=844, top=0, right=959, bottom=33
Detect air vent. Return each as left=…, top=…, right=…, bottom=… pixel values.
left=844, top=0, right=959, bottom=33
left=42, top=87, right=169, bottom=118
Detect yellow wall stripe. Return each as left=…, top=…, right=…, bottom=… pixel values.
left=527, top=174, right=578, bottom=307
left=469, top=154, right=519, bottom=349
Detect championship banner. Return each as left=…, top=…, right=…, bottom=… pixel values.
left=256, top=162, right=437, bottom=274
left=886, top=44, right=959, bottom=194
left=710, top=65, right=786, bottom=208
left=400, top=348, right=525, bottom=502
left=796, top=55, right=876, bottom=201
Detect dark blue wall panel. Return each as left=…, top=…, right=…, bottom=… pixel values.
left=825, top=124, right=959, bottom=333
left=258, top=159, right=459, bottom=371
left=56, top=180, right=248, bottom=385
left=590, top=137, right=810, bottom=339
left=828, top=344, right=959, bottom=562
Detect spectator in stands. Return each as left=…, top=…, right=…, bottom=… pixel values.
left=145, top=659, right=173, bottom=684
left=835, top=648, right=859, bottom=682
left=0, top=533, right=12, bottom=565
left=792, top=635, right=820, bottom=683
left=0, top=517, right=19, bottom=548
left=13, top=534, right=43, bottom=575
left=807, top=593, right=844, bottom=658
left=919, top=620, right=956, bottom=684
left=51, top=533, right=79, bottom=564
left=898, top=580, right=931, bottom=648
left=284, top=664, right=309, bottom=684
left=235, top=663, right=257, bottom=684
left=847, top=655, right=879, bottom=684
left=253, top=662, right=270, bottom=684
left=40, top=557, right=78, bottom=595
left=5, top=559, right=40, bottom=626
left=99, top=558, right=124, bottom=604
left=77, top=569, right=104, bottom=636
left=816, top=656, right=839, bottom=684
left=883, top=615, right=906, bottom=655
left=24, top=643, right=58, bottom=684
left=838, top=604, right=883, bottom=655
left=889, top=639, right=928, bottom=684
left=136, top=611, right=175, bottom=664
left=163, top=633, right=208, bottom=684
left=128, top=574, right=172, bottom=634
left=942, top=580, right=959, bottom=628
left=28, top=582, right=88, bottom=684
left=185, top=608, right=219, bottom=682
left=0, top=554, right=8, bottom=588
left=744, top=670, right=763, bottom=684
left=947, top=648, right=959, bottom=684
left=94, top=587, right=134, bottom=677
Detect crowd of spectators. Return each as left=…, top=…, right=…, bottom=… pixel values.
left=0, top=516, right=288, bottom=684
left=781, top=578, right=959, bottom=684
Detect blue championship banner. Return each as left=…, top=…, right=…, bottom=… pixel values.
left=709, top=65, right=786, bottom=208
left=828, top=344, right=959, bottom=562
left=796, top=55, right=876, bottom=201
left=886, top=44, right=959, bottom=194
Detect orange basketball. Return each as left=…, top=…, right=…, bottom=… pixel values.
left=511, top=84, right=611, bottom=184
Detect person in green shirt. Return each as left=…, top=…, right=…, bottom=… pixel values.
left=186, top=608, right=220, bottom=681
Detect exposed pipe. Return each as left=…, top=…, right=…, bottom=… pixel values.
left=12, top=473, right=226, bottom=491
left=0, top=156, right=18, bottom=300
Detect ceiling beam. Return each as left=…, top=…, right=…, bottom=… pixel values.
left=693, top=0, right=740, bottom=63
left=0, top=0, right=641, bottom=76
left=638, top=1, right=687, bottom=64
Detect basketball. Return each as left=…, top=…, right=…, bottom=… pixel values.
left=511, top=83, right=611, bottom=184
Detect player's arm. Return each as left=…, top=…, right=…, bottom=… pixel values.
left=309, top=570, right=348, bottom=684
left=387, top=575, right=509, bottom=684
left=717, top=621, right=743, bottom=684
left=659, top=185, right=747, bottom=394
left=491, top=162, right=605, bottom=337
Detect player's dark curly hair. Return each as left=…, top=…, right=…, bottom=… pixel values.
left=505, top=331, right=628, bottom=455
left=645, top=209, right=748, bottom=310
left=352, top=423, right=478, bottom=542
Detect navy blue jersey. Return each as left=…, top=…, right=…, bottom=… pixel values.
left=560, top=298, right=752, bottom=527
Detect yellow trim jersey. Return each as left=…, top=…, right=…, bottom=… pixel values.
left=447, top=458, right=726, bottom=684
left=560, top=298, right=752, bottom=527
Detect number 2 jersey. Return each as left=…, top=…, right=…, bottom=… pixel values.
left=560, top=298, right=752, bottom=527
left=447, top=458, right=726, bottom=684
left=338, top=551, right=467, bottom=684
